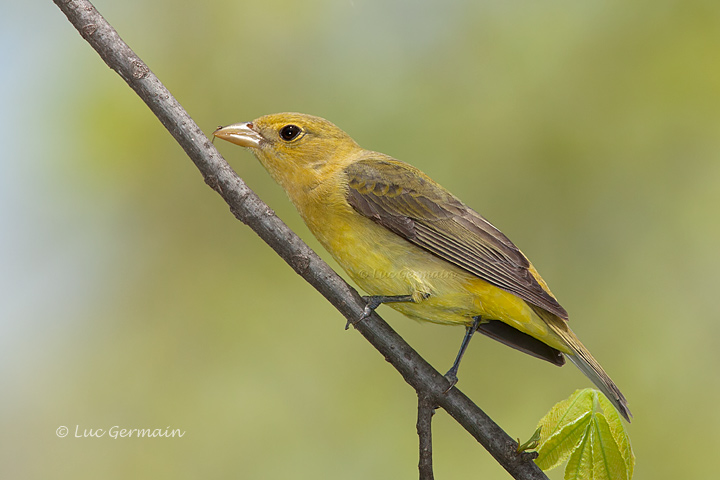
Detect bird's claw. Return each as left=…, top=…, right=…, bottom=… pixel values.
left=344, top=314, right=362, bottom=330
left=345, top=299, right=378, bottom=330
left=443, top=371, right=458, bottom=394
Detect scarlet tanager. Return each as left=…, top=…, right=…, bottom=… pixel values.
left=213, top=113, right=631, bottom=421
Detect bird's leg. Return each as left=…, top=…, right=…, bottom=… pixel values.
left=345, top=293, right=428, bottom=330
left=444, top=316, right=482, bottom=392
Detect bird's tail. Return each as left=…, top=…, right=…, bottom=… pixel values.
left=537, top=309, right=632, bottom=422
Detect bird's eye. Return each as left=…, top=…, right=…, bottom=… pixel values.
left=279, top=124, right=302, bottom=141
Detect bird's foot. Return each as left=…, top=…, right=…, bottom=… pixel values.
left=345, top=294, right=417, bottom=330
left=443, top=369, right=459, bottom=394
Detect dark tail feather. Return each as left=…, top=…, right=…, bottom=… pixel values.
left=535, top=309, right=632, bottom=422
left=565, top=347, right=632, bottom=422
left=477, top=320, right=565, bottom=366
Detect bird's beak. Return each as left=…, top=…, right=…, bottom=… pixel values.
left=213, top=122, right=263, bottom=148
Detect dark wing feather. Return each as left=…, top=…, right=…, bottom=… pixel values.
left=345, top=158, right=568, bottom=320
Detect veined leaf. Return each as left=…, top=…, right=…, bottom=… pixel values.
left=598, top=393, right=635, bottom=478
left=565, top=421, right=592, bottom=480
left=587, top=413, right=628, bottom=480
left=535, top=411, right=591, bottom=470
left=533, top=389, right=634, bottom=480
left=534, top=389, right=594, bottom=470
left=537, top=389, right=595, bottom=444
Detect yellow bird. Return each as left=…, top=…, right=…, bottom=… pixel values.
left=213, top=112, right=631, bottom=421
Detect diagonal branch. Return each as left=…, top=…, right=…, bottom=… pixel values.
left=52, top=1, right=548, bottom=478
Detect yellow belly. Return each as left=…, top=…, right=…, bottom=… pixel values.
left=304, top=205, right=568, bottom=352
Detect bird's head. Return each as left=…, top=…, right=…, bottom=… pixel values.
left=213, top=113, right=362, bottom=195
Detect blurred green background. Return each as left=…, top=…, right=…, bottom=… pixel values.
left=3, top=0, right=719, bottom=478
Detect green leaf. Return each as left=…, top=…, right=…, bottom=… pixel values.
left=534, top=389, right=594, bottom=470
left=534, top=389, right=635, bottom=480
left=517, top=426, right=543, bottom=453
left=588, top=413, right=628, bottom=480
left=565, top=422, right=592, bottom=480
left=597, top=393, right=635, bottom=478
left=535, top=411, right=591, bottom=470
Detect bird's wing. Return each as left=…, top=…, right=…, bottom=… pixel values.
left=344, top=158, right=568, bottom=320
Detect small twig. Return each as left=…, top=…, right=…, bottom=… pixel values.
left=417, top=391, right=436, bottom=480
left=51, top=1, right=549, bottom=478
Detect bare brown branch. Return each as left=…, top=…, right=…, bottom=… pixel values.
left=417, top=392, right=436, bottom=480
